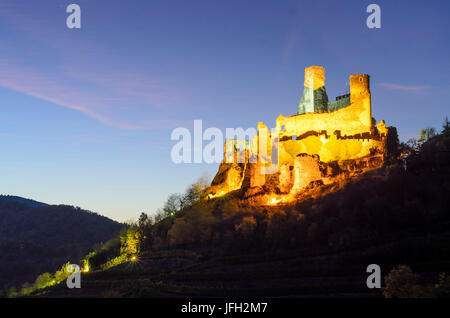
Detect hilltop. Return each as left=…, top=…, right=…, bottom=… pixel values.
left=0, top=195, right=48, bottom=208
left=21, top=121, right=450, bottom=298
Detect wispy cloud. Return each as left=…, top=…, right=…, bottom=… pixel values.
left=377, top=83, right=431, bottom=92
left=0, top=60, right=185, bottom=130
left=0, top=62, right=141, bottom=130
left=0, top=3, right=184, bottom=130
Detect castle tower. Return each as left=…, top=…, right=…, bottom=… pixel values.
left=349, top=74, right=372, bottom=128
left=298, top=66, right=329, bottom=114
left=305, top=66, right=325, bottom=90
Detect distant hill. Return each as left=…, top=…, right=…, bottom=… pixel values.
left=0, top=195, right=48, bottom=209
left=0, top=196, right=124, bottom=289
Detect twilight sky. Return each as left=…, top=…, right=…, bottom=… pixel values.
left=0, top=0, right=449, bottom=222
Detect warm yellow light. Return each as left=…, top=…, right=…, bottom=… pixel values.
left=83, top=266, right=89, bottom=273
left=268, top=197, right=280, bottom=205
left=320, top=135, right=329, bottom=144
left=207, top=190, right=226, bottom=199
left=131, top=255, right=137, bottom=262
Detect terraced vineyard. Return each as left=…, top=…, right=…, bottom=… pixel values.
left=33, top=234, right=450, bottom=298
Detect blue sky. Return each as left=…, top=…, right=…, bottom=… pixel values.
left=0, top=0, right=449, bottom=222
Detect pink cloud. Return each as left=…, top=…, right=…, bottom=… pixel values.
left=0, top=4, right=184, bottom=130
left=378, top=83, right=431, bottom=91
left=0, top=60, right=184, bottom=130
left=0, top=62, right=142, bottom=129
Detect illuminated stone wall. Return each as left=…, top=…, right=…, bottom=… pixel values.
left=205, top=66, right=392, bottom=200
left=279, top=73, right=372, bottom=139
left=290, top=155, right=323, bottom=193
left=278, top=129, right=386, bottom=164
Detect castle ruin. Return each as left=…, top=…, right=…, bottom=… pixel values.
left=206, top=66, right=396, bottom=203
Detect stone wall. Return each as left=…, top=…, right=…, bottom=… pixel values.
left=279, top=73, right=372, bottom=138
left=205, top=66, right=391, bottom=202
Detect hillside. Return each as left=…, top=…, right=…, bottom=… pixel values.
left=0, top=198, right=124, bottom=290
left=0, top=195, right=48, bottom=208
left=19, top=123, right=450, bottom=298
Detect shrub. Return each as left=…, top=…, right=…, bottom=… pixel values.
left=383, top=265, right=421, bottom=298
left=420, top=273, right=450, bottom=298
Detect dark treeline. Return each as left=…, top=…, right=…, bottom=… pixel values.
left=132, top=118, right=450, bottom=256
left=0, top=200, right=124, bottom=289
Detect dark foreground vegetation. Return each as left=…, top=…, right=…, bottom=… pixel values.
left=0, top=198, right=124, bottom=291
left=3, top=118, right=450, bottom=298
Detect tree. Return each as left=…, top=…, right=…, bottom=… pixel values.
left=167, top=201, right=215, bottom=246
left=120, top=226, right=141, bottom=256
left=137, top=212, right=154, bottom=250
left=442, top=117, right=450, bottom=136
left=418, top=127, right=436, bottom=145
left=406, top=138, right=418, bottom=151
left=163, top=193, right=183, bottom=217
left=34, top=272, right=54, bottom=289
left=181, top=183, right=203, bottom=207
left=383, top=265, right=421, bottom=298
left=55, top=262, right=72, bottom=281
left=154, top=208, right=166, bottom=222
left=20, top=282, right=33, bottom=296
left=138, top=212, right=149, bottom=228
left=181, top=173, right=210, bottom=208
left=421, top=273, right=450, bottom=298
left=157, top=173, right=211, bottom=221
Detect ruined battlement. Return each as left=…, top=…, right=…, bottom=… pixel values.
left=206, top=66, right=395, bottom=202
left=289, top=67, right=372, bottom=139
